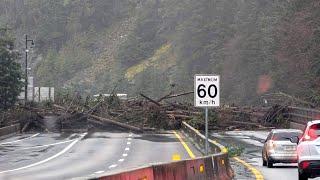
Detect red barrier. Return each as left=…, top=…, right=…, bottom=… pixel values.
left=153, top=161, right=187, bottom=180
left=214, top=155, right=233, bottom=180
left=152, top=158, right=212, bottom=180
left=99, top=167, right=154, bottom=180
left=185, top=158, right=208, bottom=179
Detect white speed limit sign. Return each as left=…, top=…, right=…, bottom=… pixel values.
left=194, top=74, right=220, bottom=107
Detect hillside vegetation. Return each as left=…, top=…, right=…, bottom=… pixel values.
left=0, top=0, right=319, bottom=105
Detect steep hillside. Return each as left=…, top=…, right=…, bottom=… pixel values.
left=0, top=0, right=319, bottom=105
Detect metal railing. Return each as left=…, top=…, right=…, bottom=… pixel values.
left=286, top=106, right=320, bottom=125
left=181, top=121, right=228, bottom=155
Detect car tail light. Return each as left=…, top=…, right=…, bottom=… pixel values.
left=301, top=130, right=318, bottom=142
left=268, top=140, right=276, bottom=150
left=299, top=161, right=310, bottom=169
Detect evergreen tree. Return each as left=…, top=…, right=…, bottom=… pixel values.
left=0, top=29, right=22, bottom=110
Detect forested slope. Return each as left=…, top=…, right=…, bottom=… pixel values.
left=0, top=0, right=319, bottom=105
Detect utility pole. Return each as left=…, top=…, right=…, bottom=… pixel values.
left=24, top=34, right=34, bottom=105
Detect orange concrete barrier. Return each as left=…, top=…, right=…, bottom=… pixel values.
left=97, top=156, right=233, bottom=180
left=153, top=160, right=187, bottom=180
left=185, top=158, right=209, bottom=179
left=215, top=155, right=230, bottom=180
left=99, top=167, right=154, bottom=180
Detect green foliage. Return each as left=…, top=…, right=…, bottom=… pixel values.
left=105, top=94, right=121, bottom=108
left=41, top=100, right=54, bottom=108
left=226, top=144, right=245, bottom=157
left=188, top=109, right=218, bottom=129
left=35, top=34, right=94, bottom=87
left=0, top=29, right=22, bottom=110
left=129, top=67, right=171, bottom=98
left=117, top=2, right=164, bottom=67
left=54, top=86, right=76, bottom=105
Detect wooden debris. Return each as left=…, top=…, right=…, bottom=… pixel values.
left=139, top=93, right=161, bottom=106
left=89, top=114, right=142, bottom=133
left=157, top=91, right=194, bottom=102
left=48, top=90, right=278, bottom=132
left=21, top=121, right=30, bottom=133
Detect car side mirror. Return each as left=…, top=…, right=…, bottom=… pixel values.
left=290, top=136, right=299, bottom=144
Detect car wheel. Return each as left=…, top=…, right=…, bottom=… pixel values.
left=298, top=169, right=308, bottom=180
left=267, top=160, right=273, bottom=168
left=298, top=173, right=308, bottom=180
left=262, top=158, right=267, bottom=166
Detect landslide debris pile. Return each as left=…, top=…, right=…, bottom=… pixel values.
left=1, top=92, right=279, bottom=133
left=0, top=106, right=50, bottom=132
left=53, top=91, right=203, bottom=132
left=52, top=91, right=275, bottom=132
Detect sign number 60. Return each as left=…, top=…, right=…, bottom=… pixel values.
left=197, top=84, right=217, bottom=98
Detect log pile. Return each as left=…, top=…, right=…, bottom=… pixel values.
left=0, top=106, right=49, bottom=132
left=1, top=91, right=280, bottom=133
left=53, top=91, right=276, bottom=132
left=52, top=92, right=202, bottom=132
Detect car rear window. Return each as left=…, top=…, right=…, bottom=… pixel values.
left=308, top=123, right=320, bottom=137
left=272, top=132, right=302, bottom=141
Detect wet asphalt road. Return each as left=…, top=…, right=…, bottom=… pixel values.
left=0, top=130, right=201, bottom=180
left=210, top=130, right=312, bottom=180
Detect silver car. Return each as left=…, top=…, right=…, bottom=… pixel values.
left=262, top=129, right=302, bottom=168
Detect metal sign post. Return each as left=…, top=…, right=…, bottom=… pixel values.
left=205, top=107, right=208, bottom=155
left=194, top=74, right=220, bottom=156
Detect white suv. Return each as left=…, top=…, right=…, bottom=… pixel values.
left=293, top=120, right=320, bottom=180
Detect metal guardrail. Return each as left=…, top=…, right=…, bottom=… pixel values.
left=181, top=121, right=228, bottom=155
left=180, top=121, right=233, bottom=178
left=286, top=106, right=320, bottom=125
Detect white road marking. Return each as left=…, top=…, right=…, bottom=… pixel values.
left=118, top=159, right=124, bottom=162
left=108, top=164, right=117, bottom=169
left=129, top=134, right=133, bottom=137
left=122, top=153, right=128, bottom=157
left=127, top=137, right=132, bottom=141
left=125, top=147, right=130, bottom=151
left=94, top=171, right=104, bottom=174
left=0, top=133, right=40, bottom=145
left=127, top=142, right=131, bottom=145
left=18, top=140, right=74, bottom=150
left=0, top=133, right=87, bottom=174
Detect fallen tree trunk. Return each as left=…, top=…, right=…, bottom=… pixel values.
left=167, top=114, right=192, bottom=119
left=21, top=121, right=30, bottom=133
left=166, top=110, right=201, bottom=116
left=139, top=93, right=161, bottom=106
left=54, top=104, right=73, bottom=113
left=157, top=91, right=194, bottom=102
left=54, top=104, right=142, bottom=133
left=89, top=114, right=142, bottom=133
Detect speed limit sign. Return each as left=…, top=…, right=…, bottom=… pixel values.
left=194, top=74, right=220, bottom=107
